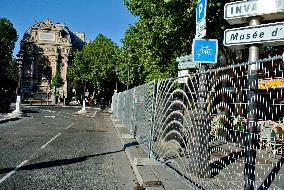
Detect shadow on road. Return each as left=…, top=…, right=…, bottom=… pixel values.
left=0, top=149, right=124, bottom=174
left=22, top=109, right=39, bottom=114
left=123, top=141, right=139, bottom=149
left=258, top=155, right=284, bottom=190
left=210, top=149, right=245, bottom=177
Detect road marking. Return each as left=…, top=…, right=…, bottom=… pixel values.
left=65, top=123, right=74, bottom=130
left=91, top=111, right=97, bottom=118
left=0, top=160, right=29, bottom=184
left=42, top=109, right=51, bottom=112
left=44, top=116, right=55, bottom=118
left=40, top=133, right=62, bottom=149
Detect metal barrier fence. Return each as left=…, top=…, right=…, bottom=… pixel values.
left=112, top=55, right=284, bottom=190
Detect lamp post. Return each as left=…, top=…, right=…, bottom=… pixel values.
left=115, top=66, right=118, bottom=93
left=16, top=53, right=23, bottom=96
left=127, top=46, right=132, bottom=90
left=9, top=52, right=25, bottom=117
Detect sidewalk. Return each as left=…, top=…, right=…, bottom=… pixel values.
left=109, top=114, right=198, bottom=190
left=0, top=113, right=21, bottom=124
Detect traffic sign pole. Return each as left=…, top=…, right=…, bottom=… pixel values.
left=222, top=0, right=284, bottom=188
left=193, top=0, right=210, bottom=179
left=244, top=17, right=260, bottom=190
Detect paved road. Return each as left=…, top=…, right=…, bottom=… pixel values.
left=0, top=106, right=137, bottom=190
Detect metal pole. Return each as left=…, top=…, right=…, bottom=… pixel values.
left=194, top=64, right=210, bottom=178
left=127, top=64, right=129, bottom=91
left=244, top=17, right=260, bottom=190
left=17, top=64, right=22, bottom=95
left=116, top=79, right=118, bottom=92
left=127, top=46, right=132, bottom=91
left=148, top=80, right=156, bottom=159
left=15, top=62, right=22, bottom=112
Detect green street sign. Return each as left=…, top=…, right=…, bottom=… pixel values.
left=178, top=62, right=197, bottom=70
left=176, top=55, right=196, bottom=69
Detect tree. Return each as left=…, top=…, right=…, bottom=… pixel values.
left=89, top=34, right=119, bottom=92
left=51, top=73, right=64, bottom=90
left=121, top=0, right=237, bottom=83
left=0, top=18, right=18, bottom=112
left=68, top=34, right=121, bottom=100
left=0, top=17, right=18, bottom=89
left=68, top=48, right=92, bottom=100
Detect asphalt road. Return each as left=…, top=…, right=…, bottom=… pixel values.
left=0, top=106, right=137, bottom=190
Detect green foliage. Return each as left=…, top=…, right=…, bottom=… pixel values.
left=6, top=59, right=19, bottom=86
left=0, top=18, right=17, bottom=67
left=236, top=122, right=246, bottom=131
left=0, top=18, right=18, bottom=89
left=42, top=64, right=52, bottom=85
left=69, top=1, right=240, bottom=91
left=51, top=73, right=64, bottom=89
left=233, top=115, right=246, bottom=131
left=68, top=34, right=120, bottom=93
left=121, top=0, right=235, bottom=84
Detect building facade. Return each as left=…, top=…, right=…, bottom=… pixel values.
left=18, top=19, right=85, bottom=101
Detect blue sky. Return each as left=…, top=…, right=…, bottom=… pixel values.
left=0, top=0, right=137, bottom=57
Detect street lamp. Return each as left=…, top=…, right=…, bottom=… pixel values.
left=115, top=66, right=118, bottom=93
left=127, top=46, right=132, bottom=90
left=16, top=53, right=23, bottom=95
left=9, top=52, right=25, bottom=117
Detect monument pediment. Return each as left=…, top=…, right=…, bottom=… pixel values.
left=34, top=19, right=54, bottom=30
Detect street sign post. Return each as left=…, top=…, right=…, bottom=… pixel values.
left=224, top=21, right=284, bottom=49
left=196, top=0, right=207, bottom=35
left=176, top=55, right=192, bottom=63
left=223, top=0, right=280, bottom=188
left=176, top=55, right=197, bottom=69
left=194, top=0, right=210, bottom=179
left=192, top=39, right=218, bottom=63
left=196, top=29, right=207, bottom=39
left=177, top=70, right=188, bottom=84
left=178, top=62, right=197, bottom=70
left=224, top=0, right=284, bottom=25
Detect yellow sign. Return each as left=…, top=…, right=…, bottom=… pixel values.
left=258, top=79, right=284, bottom=89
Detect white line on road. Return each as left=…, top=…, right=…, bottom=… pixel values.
left=44, top=116, right=55, bottom=118
left=91, top=111, right=97, bottom=118
left=65, top=123, right=74, bottom=130
left=0, top=160, right=29, bottom=184
left=0, top=121, right=75, bottom=183
left=40, top=133, right=62, bottom=149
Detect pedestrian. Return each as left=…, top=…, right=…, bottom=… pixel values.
left=100, top=97, right=105, bottom=111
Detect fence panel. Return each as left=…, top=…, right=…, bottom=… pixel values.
left=132, top=81, right=155, bottom=153
left=122, top=88, right=135, bottom=133
left=111, top=55, right=284, bottom=189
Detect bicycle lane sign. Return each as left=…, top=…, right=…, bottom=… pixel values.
left=192, top=39, right=218, bottom=64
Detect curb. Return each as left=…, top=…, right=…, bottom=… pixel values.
left=110, top=116, right=144, bottom=186
left=110, top=115, right=192, bottom=190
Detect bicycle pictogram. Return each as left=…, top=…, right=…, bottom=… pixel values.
left=196, top=45, right=213, bottom=56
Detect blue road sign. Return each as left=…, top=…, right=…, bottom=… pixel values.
left=196, top=0, right=207, bottom=24
left=192, top=39, right=218, bottom=64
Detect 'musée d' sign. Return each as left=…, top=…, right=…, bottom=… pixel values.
left=224, top=21, right=284, bottom=48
